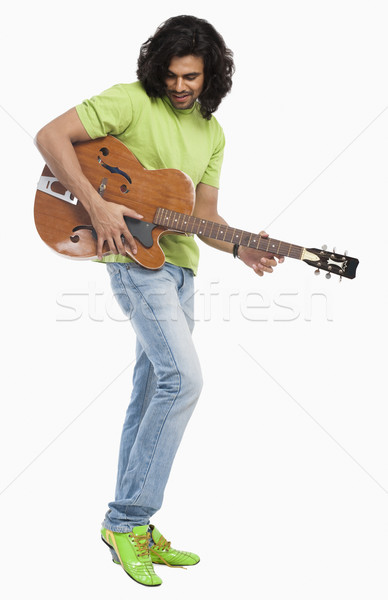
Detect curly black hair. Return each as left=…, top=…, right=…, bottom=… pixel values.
left=137, top=15, right=235, bottom=120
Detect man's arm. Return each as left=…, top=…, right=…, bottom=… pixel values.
left=34, top=108, right=142, bottom=258
left=193, top=182, right=284, bottom=277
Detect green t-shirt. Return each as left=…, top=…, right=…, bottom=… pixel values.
left=75, top=82, right=225, bottom=274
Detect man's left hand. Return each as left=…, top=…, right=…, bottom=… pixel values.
left=237, top=231, right=285, bottom=277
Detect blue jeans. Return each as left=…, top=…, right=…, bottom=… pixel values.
left=102, top=262, right=203, bottom=533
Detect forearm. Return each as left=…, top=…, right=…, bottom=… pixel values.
left=193, top=183, right=234, bottom=253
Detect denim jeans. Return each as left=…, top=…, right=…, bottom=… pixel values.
left=102, top=261, right=203, bottom=533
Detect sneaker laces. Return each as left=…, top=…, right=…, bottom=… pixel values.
left=153, top=534, right=171, bottom=552
left=151, top=534, right=185, bottom=570
left=130, top=531, right=151, bottom=558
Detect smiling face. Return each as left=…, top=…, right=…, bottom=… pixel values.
left=164, top=55, right=205, bottom=110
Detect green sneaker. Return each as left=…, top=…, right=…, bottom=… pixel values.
left=101, top=526, right=162, bottom=587
left=149, top=525, right=200, bottom=567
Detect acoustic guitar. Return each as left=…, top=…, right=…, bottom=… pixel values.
left=34, top=135, right=359, bottom=280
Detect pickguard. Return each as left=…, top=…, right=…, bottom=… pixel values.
left=123, top=217, right=157, bottom=248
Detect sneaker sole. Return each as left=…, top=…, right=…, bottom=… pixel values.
left=151, top=556, right=201, bottom=567
left=101, top=536, right=162, bottom=587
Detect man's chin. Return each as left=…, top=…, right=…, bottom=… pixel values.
left=169, top=95, right=195, bottom=110
left=174, top=102, right=195, bottom=110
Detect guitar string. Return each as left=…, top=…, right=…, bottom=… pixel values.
left=155, top=208, right=304, bottom=259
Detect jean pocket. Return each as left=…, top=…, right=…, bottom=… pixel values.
left=106, top=263, right=119, bottom=276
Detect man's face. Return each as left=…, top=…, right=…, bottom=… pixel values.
left=164, top=55, right=205, bottom=110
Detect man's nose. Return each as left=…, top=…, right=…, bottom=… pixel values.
left=175, top=77, right=185, bottom=91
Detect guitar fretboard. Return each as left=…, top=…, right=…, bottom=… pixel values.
left=154, top=208, right=304, bottom=260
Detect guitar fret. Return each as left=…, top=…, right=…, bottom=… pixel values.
left=177, top=212, right=185, bottom=230
left=233, top=228, right=244, bottom=243
left=258, top=237, right=268, bottom=251
left=185, top=214, right=193, bottom=233
left=181, top=214, right=189, bottom=232
left=251, top=234, right=259, bottom=249
left=200, top=219, right=207, bottom=236
left=240, top=231, right=251, bottom=247
left=224, top=228, right=233, bottom=243
left=169, top=212, right=177, bottom=228
left=173, top=212, right=180, bottom=229
left=216, top=224, right=226, bottom=241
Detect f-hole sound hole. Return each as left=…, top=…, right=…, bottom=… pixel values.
left=100, top=147, right=109, bottom=156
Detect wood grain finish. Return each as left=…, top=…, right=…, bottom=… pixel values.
left=34, top=136, right=195, bottom=268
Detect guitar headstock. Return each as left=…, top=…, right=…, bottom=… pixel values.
left=302, top=246, right=359, bottom=280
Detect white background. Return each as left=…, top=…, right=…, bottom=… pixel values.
left=1, top=1, right=387, bottom=598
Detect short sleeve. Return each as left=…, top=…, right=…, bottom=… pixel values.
left=75, top=84, right=133, bottom=139
left=200, top=126, right=225, bottom=188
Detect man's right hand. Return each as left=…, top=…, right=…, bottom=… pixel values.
left=88, top=196, right=144, bottom=259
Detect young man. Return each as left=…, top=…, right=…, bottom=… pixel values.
left=35, top=15, right=283, bottom=587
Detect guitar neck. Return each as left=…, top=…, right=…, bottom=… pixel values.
left=154, top=207, right=305, bottom=260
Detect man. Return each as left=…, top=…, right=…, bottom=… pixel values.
left=35, top=15, right=283, bottom=587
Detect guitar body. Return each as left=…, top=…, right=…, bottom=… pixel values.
left=34, top=135, right=196, bottom=269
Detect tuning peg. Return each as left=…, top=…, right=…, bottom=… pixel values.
left=314, top=269, right=320, bottom=276
left=333, top=246, right=336, bottom=253
left=325, top=272, right=331, bottom=279
left=344, top=250, right=348, bottom=256
left=321, top=244, right=327, bottom=250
